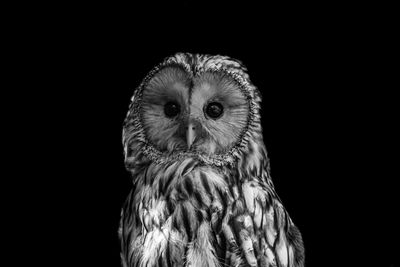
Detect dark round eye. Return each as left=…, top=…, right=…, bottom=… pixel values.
left=205, top=102, right=224, bottom=119
left=164, top=101, right=180, bottom=118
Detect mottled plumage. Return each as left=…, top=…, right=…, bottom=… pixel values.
left=120, top=53, right=305, bottom=267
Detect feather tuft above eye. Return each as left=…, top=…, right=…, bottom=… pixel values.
left=142, top=67, right=191, bottom=106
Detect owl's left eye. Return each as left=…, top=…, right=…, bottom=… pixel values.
left=164, top=101, right=181, bottom=118
left=205, top=102, right=224, bottom=119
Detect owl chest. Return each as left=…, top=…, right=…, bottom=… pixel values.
left=138, top=166, right=229, bottom=235
left=132, top=166, right=233, bottom=266
left=126, top=162, right=277, bottom=267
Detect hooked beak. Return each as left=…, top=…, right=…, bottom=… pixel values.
left=186, top=122, right=196, bottom=149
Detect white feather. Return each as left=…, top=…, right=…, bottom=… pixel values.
left=140, top=218, right=171, bottom=266
left=276, top=229, right=289, bottom=267
left=185, top=222, right=220, bottom=267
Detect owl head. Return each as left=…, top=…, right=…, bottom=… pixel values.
left=123, top=53, right=263, bottom=167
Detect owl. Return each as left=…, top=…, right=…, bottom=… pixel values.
left=119, top=53, right=305, bottom=267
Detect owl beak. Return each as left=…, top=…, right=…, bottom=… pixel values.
left=186, top=122, right=196, bottom=149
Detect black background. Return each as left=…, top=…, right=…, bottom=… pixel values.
left=18, top=3, right=398, bottom=267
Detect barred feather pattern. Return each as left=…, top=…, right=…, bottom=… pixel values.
left=120, top=53, right=305, bottom=267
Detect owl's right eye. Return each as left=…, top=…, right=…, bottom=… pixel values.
left=164, top=101, right=181, bottom=118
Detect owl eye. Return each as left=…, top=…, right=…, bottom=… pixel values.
left=164, top=101, right=181, bottom=118
left=205, top=102, right=224, bottom=119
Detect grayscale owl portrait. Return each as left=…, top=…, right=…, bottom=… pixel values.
left=119, top=53, right=305, bottom=267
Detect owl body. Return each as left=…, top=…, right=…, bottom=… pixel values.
left=120, top=53, right=304, bottom=267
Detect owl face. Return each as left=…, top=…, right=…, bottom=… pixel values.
left=140, top=66, right=249, bottom=156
